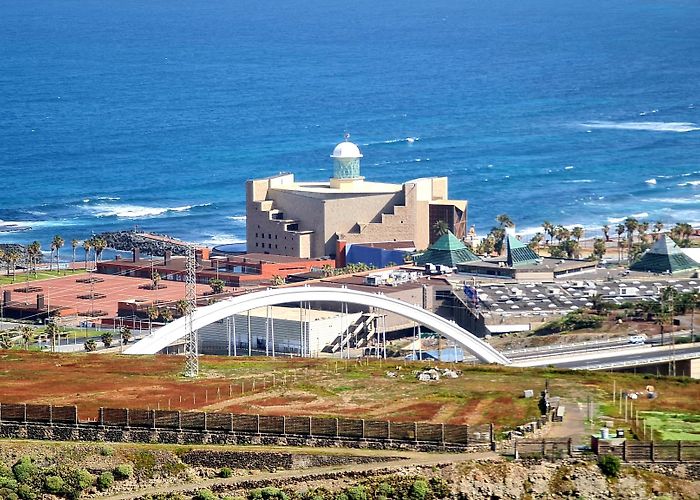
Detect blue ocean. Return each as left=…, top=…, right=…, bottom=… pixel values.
left=1, top=0, right=699, bottom=250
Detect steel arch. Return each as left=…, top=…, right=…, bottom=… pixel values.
left=124, top=286, right=510, bottom=364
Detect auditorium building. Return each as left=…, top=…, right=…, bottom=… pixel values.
left=246, top=137, right=468, bottom=261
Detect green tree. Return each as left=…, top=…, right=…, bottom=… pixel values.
left=209, top=278, right=225, bottom=294
left=92, top=236, right=107, bottom=265
left=270, top=275, right=285, bottom=286
left=120, top=326, right=132, bottom=344
left=175, top=299, right=189, bottom=318
left=82, top=240, right=92, bottom=270
left=592, top=237, right=607, bottom=260
left=19, top=325, right=34, bottom=350
left=45, top=322, right=60, bottom=352
left=653, top=221, right=664, bottom=240
left=615, top=224, right=626, bottom=262
left=160, top=308, right=173, bottom=323
left=624, top=217, right=639, bottom=258
left=101, top=332, right=113, bottom=348
left=496, top=213, right=514, bottom=228
left=528, top=233, right=543, bottom=254
left=71, top=239, right=79, bottom=271
left=151, top=271, right=161, bottom=290
left=432, top=219, right=449, bottom=237
left=542, top=221, right=554, bottom=245
left=84, top=339, right=97, bottom=352
left=26, top=241, right=41, bottom=277
left=601, top=224, right=610, bottom=242
left=52, top=235, right=64, bottom=273
left=571, top=226, right=584, bottom=242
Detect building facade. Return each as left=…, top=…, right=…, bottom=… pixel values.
left=246, top=137, right=467, bottom=259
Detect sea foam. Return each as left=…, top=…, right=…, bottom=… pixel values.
left=581, top=121, right=700, bottom=133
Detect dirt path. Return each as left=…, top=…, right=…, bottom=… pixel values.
left=542, top=398, right=595, bottom=445
left=103, top=450, right=499, bottom=500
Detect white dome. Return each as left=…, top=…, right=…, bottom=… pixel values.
left=331, top=140, right=363, bottom=159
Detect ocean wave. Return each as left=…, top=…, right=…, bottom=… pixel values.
left=606, top=212, right=649, bottom=224
left=564, top=165, right=574, bottom=170
left=645, top=178, right=657, bottom=185
left=678, top=180, right=700, bottom=187
left=83, top=203, right=211, bottom=219
left=200, top=234, right=246, bottom=246
left=226, top=215, right=247, bottom=222
left=580, top=121, right=700, bottom=133
left=362, top=137, right=420, bottom=146
left=642, top=196, right=700, bottom=204
left=563, top=179, right=593, bottom=183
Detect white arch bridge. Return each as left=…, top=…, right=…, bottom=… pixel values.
left=124, top=286, right=511, bottom=365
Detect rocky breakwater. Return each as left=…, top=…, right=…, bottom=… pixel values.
left=98, top=231, right=192, bottom=257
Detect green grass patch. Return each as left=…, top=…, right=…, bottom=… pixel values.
left=0, top=269, right=86, bottom=285
left=639, top=411, right=700, bottom=441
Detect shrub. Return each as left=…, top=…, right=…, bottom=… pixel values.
left=374, top=483, right=394, bottom=498
left=428, top=478, right=450, bottom=499
left=12, top=457, right=38, bottom=484
left=99, top=445, right=115, bottom=456
left=0, top=464, right=12, bottom=478
left=113, top=463, right=134, bottom=480
left=345, top=486, right=367, bottom=500
left=97, top=472, right=114, bottom=491
left=218, top=467, right=233, bottom=478
left=0, top=476, right=18, bottom=490
left=61, top=468, right=95, bottom=498
left=248, top=487, right=288, bottom=500
left=44, top=475, right=64, bottom=494
left=408, top=480, right=430, bottom=500
left=16, top=483, right=38, bottom=500
left=193, top=489, right=218, bottom=500
left=598, top=455, right=621, bottom=478
left=0, top=487, right=19, bottom=500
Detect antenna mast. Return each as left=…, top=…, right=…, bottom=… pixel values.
left=184, top=245, right=199, bottom=377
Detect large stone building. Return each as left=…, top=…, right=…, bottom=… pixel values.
left=246, top=137, right=467, bottom=259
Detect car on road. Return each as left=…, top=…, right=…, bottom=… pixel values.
left=628, top=334, right=647, bottom=344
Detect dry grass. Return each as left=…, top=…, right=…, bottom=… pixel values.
left=0, top=351, right=698, bottom=429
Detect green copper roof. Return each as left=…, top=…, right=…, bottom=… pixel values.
left=506, top=234, right=539, bottom=267
left=630, top=235, right=699, bottom=273
left=415, top=231, right=479, bottom=267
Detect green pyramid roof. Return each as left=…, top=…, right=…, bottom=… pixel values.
left=415, top=231, right=479, bottom=267
left=506, top=234, right=539, bottom=267
left=630, top=235, right=699, bottom=273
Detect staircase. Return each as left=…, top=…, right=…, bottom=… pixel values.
left=322, top=313, right=378, bottom=353
left=256, top=199, right=310, bottom=236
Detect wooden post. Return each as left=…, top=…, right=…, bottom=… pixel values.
left=23, top=404, right=27, bottom=424
left=125, top=408, right=130, bottom=428
left=256, top=414, right=260, bottom=434
left=308, top=416, right=312, bottom=437
left=414, top=422, right=419, bottom=443
left=49, top=405, right=53, bottom=426
left=282, top=415, right=286, bottom=435
left=178, top=411, right=182, bottom=431
left=441, top=423, right=445, bottom=446
left=361, top=419, right=365, bottom=440
left=568, top=438, right=573, bottom=457
left=490, top=423, right=495, bottom=449
left=678, top=441, right=682, bottom=462
left=542, top=439, right=546, bottom=457
left=622, top=440, right=627, bottom=462
left=99, top=407, right=104, bottom=427
left=514, top=439, right=518, bottom=460
left=650, top=440, right=655, bottom=462
left=203, top=412, right=208, bottom=432
left=335, top=418, right=339, bottom=438
left=152, top=410, right=156, bottom=430
left=387, top=420, right=391, bottom=440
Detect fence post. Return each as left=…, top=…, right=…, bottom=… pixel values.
left=73, top=405, right=78, bottom=427
left=568, top=438, right=572, bottom=457
left=514, top=440, right=518, bottom=460
left=490, top=423, right=495, bottom=450
left=229, top=413, right=234, bottom=433
left=361, top=419, right=365, bottom=440
left=308, top=416, right=312, bottom=437
left=335, top=418, right=339, bottom=438
left=282, top=416, right=286, bottom=436
left=0, top=403, right=3, bottom=423
left=622, top=440, right=627, bottom=462
left=650, top=440, right=655, bottom=462
left=125, top=408, right=130, bottom=428
left=178, top=411, right=182, bottom=431
left=152, top=410, right=156, bottom=430
left=678, top=441, right=682, bottom=462
left=387, top=420, right=391, bottom=440
left=441, top=423, right=445, bottom=446
left=466, top=424, right=470, bottom=445
left=23, top=404, right=27, bottom=424
left=414, top=422, right=418, bottom=443
left=542, top=439, right=546, bottom=457
left=256, top=414, right=260, bottom=434
left=203, top=412, right=208, bottom=432
left=99, top=408, right=104, bottom=427
left=49, top=405, right=53, bottom=426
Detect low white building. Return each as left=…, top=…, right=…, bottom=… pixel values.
left=197, top=305, right=362, bottom=357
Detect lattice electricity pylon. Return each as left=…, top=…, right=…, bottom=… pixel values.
left=183, top=244, right=199, bottom=377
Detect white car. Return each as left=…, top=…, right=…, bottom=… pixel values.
left=628, top=334, right=647, bottom=344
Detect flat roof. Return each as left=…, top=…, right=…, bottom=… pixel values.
left=242, top=305, right=342, bottom=322
left=458, top=257, right=596, bottom=272
left=274, top=180, right=402, bottom=195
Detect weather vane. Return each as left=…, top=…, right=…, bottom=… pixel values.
left=344, top=132, right=350, bottom=141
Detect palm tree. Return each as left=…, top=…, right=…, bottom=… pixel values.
left=100, top=332, right=113, bottom=348
left=542, top=221, right=554, bottom=245
left=92, top=236, right=107, bottom=266
left=592, top=238, right=607, bottom=260
left=638, top=221, right=650, bottom=243
left=83, top=240, right=92, bottom=270
left=270, top=275, right=285, bottom=286
left=496, top=213, right=514, bottom=228
left=120, top=326, right=133, bottom=344
left=6, top=248, right=21, bottom=282
left=528, top=233, right=543, bottom=254
left=151, top=271, right=161, bottom=290
left=52, top=235, right=64, bottom=273
left=147, top=304, right=160, bottom=334
left=653, top=221, right=664, bottom=241
left=432, top=219, right=449, bottom=237
left=615, top=224, right=625, bottom=262
left=26, top=241, right=41, bottom=277
left=624, top=217, right=638, bottom=258
left=602, top=224, right=610, bottom=242
left=19, top=325, right=34, bottom=350
left=160, top=308, right=173, bottom=322
left=571, top=226, right=584, bottom=242
left=175, top=299, right=189, bottom=318
left=84, top=339, right=97, bottom=352
left=45, top=321, right=60, bottom=352
left=71, top=239, right=79, bottom=271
